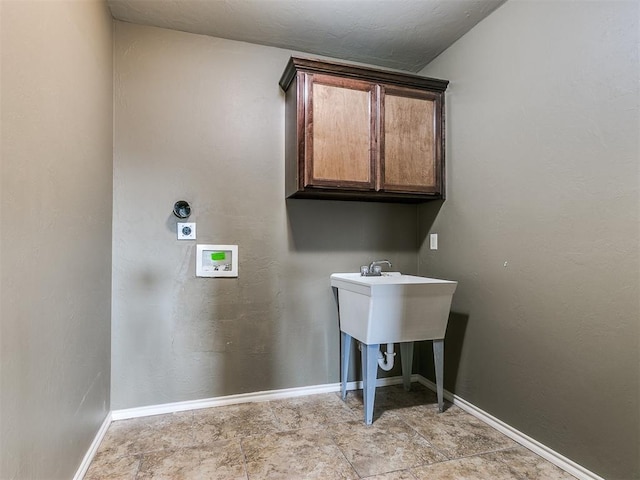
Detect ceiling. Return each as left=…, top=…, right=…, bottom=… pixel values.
left=107, top=0, right=506, bottom=72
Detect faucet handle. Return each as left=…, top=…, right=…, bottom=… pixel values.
left=360, top=265, right=369, bottom=276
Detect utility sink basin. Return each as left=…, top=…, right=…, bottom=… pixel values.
left=331, top=271, right=458, bottom=423
left=330, top=272, right=458, bottom=345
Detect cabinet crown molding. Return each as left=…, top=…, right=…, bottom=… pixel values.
left=279, top=56, right=449, bottom=93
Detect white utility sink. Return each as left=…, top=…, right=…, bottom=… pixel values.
left=331, top=271, right=458, bottom=424
left=330, top=272, right=458, bottom=344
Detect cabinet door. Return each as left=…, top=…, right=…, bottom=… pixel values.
left=305, top=73, right=377, bottom=190
left=380, top=86, right=443, bottom=194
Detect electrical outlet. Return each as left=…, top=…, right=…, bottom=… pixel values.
left=430, top=233, right=438, bottom=250
left=177, top=222, right=196, bottom=240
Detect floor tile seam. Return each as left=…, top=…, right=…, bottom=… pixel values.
left=381, top=457, right=451, bottom=475
left=264, top=399, right=284, bottom=428
left=89, top=448, right=125, bottom=464
left=409, top=454, right=476, bottom=469
left=236, top=419, right=357, bottom=439
left=386, top=448, right=461, bottom=473
left=487, top=456, right=532, bottom=480
left=271, top=416, right=361, bottom=431
left=233, top=425, right=307, bottom=439
left=237, top=437, right=251, bottom=480
left=239, top=428, right=358, bottom=479
left=479, top=446, right=555, bottom=480
left=359, top=466, right=418, bottom=479
left=125, top=447, right=165, bottom=457
left=324, top=424, right=443, bottom=478
left=323, top=428, right=366, bottom=479
left=132, top=453, right=144, bottom=480
left=461, top=449, right=534, bottom=480
left=389, top=414, right=453, bottom=463
left=189, top=412, right=198, bottom=447
left=128, top=443, right=201, bottom=457
left=307, top=416, right=364, bottom=428
left=262, top=400, right=332, bottom=434
left=409, top=454, right=529, bottom=479
left=440, top=445, right=526, bottom=465
left=392, top=411, right=517, bottom=454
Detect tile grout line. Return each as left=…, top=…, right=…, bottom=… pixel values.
left=390, top=405, right=453, bottom=464
left=360, top=467, right=419, bottom=480
left=482, top=448, right=541, bottom=480
left=238, top=437, right=251, bottom=480
left=132, top=454, right=143, bottom=480
left=324, top=424, right=364, bottom=479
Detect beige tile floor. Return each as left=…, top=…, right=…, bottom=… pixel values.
left=86, top=384, right=577, bottom=479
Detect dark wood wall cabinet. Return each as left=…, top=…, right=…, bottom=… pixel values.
left=279, top=57, right=449, bottom=203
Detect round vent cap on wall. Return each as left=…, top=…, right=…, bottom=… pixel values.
left=173, top=200, right=191, bottom=219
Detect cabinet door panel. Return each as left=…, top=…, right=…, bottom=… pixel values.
left=306, top=74, right=376, bottom=189
left=381, top=87, right=441, bottom=193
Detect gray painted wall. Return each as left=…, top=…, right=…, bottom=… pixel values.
left=2, top=2, right=635, bottom=478
left=417, top=1, right=639, bottom=479
left=0, top=1, right=113, bottom=479
left=112, top=22, right=418, bottom=409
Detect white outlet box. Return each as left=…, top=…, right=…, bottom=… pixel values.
left=430, top=233, right=438, bottom=250
left=177, top=222, right=196, bottom=240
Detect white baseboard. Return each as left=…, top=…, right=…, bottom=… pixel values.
left=73, top=412, right=112, bottom=480
left=415, top=375, right=604, bottom=480
left=100, top=375, right=601, bottom=480
left=111, top=375, right=408, bottom=421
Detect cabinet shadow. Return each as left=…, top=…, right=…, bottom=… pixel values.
left=417, top=199, right=444, bottom=246
left=286, top=198, right=418, bottom=252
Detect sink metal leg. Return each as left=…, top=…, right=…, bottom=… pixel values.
left=400, top=342, right=414, bottom=391
left=340, top=332, right=352, bottom=400
left=361, top=343, right=379, bottom=425
left=433, top=339, right=444, bottom=412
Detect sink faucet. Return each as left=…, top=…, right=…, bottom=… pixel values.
left=361, top=259, right=392, bottom=276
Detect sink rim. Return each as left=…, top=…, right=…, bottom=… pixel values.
left=330, top=272, right=457, bottom=287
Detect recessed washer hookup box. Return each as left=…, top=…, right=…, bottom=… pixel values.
left=196, top=244, right=238, bottom=278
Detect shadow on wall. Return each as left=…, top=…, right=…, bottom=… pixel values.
left=417, top=311, right=470, bottom=394
left=417, top=199, right=444, bottom=247
left=286, top=198, right=419, bottom=253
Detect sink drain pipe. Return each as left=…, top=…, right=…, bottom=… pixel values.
left=377, top=343, right=396, bottom=371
